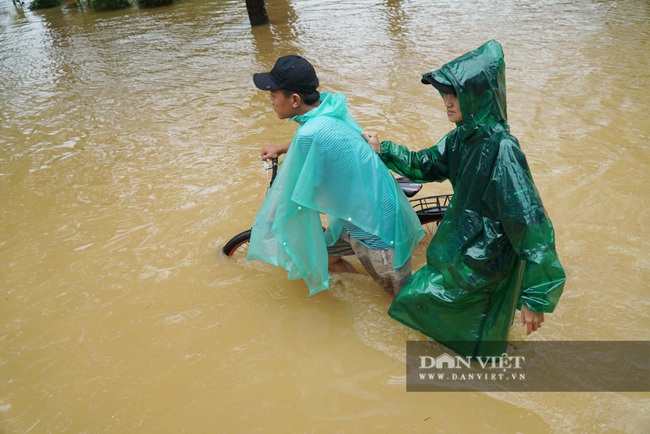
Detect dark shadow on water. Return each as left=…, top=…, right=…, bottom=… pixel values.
left=249, top=0, right=301, bottom=70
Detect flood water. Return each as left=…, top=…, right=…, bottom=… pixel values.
left=1, top=0, right=649, bottom=432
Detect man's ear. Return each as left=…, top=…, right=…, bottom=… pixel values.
left=291, top=93, right=301, bottom=108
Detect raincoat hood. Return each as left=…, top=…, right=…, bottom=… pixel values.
left=422, top=40, right=508, bottom=140
left=291, top=91, right=349, bottom=125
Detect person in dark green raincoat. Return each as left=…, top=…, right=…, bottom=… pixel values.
left=362, top=40, right=566, bottom=358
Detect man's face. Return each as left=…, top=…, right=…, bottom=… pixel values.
left=268, top=90, right=296, bottom=119
left=443, top=93, right=463, bottom=123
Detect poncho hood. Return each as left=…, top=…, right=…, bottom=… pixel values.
left=291, top=91, right=350, bottom=125
left=422, top=40, right=508, bottom=141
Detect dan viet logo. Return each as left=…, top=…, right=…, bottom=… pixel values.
left=407, top=341, right=650, bottom=392
left=417, top=353, right=527, bottom=382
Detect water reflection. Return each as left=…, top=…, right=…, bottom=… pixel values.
left=249, top=0, right=301, bottom=69
left=384, top=0, right=407, bottom=40
left=254, top=0, right=300, bottom=55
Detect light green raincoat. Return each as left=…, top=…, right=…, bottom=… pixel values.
left=383, top=41, right=566, bottom=357
left=248, top=92, right=424, bottom=295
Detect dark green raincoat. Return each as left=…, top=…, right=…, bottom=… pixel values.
left=382, top=40, right=565, bottom=357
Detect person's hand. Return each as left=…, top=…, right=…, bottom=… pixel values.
left=361, top=131, right=380, bottom=153
left=520, top=305, right=545, bottom=336
left=261, top=144, right=286, bottom=160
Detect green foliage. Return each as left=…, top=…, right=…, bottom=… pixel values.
left=138, top=0, right=173, bottom=8
left=92, top=0, right=130, bottom=10
left=29, top=0, right=62, bottom=10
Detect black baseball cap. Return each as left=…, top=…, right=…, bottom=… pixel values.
left=253, top=55, right=319, bottom=94
left=421, top=73, right=456, bottom=94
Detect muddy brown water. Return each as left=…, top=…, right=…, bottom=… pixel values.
left=1, top=0, right=648, bottom=432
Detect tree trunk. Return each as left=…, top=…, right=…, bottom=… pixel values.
left=246, top=0, right=269, bottom=26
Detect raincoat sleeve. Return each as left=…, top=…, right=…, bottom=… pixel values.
left=484, top=139, right=565, bottom=313
left=378, top=136, right=449, bottom=183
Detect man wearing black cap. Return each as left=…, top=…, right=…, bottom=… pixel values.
left=246, top=55, right=424, bottom=296
left=253, top=55, right=322, bottom=124
left=362, top=40, right=565, bottom=358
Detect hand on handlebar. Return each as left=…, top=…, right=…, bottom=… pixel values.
left=261, top=142, right=290, bottom=160
left=361, top=131, right=381, bottom=154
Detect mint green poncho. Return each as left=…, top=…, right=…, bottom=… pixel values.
left=248, top=92, right=424, bottom=295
